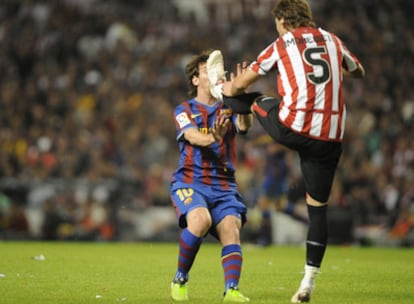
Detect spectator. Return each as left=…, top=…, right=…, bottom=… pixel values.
left=0, top=0, right=412, bottom=245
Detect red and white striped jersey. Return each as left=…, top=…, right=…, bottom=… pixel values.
left=250, top=27, right=361, bottom=142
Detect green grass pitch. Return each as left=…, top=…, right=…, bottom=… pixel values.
left=0, top=242, right=413, bottom=303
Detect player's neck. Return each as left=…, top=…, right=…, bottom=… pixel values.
left=196, top=94, right=219, bottom=106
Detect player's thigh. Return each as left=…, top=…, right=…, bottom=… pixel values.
left=252, top=98, right=285, bottom=142
left=209, top=192, right=247, bottom=227
left=253, top=100, right=306, bottom=150
left=170, top=186, right=208, bottom=228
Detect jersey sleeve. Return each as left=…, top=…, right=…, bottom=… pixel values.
left=174, top=104, right=197, bottom=141
left=337, top=37, right=361, bottom=72
left=249, top=40, right=280, bottom=75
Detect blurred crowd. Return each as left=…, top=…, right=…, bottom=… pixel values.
left=0, top=0, right=413, bottom=245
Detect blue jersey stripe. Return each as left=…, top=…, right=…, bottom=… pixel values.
left=172, top=98, right=238, bottom=189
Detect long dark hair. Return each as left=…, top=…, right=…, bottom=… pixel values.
left=184, top=49, right=213, bottom=97
left=272, top=0, right=316, bottom=29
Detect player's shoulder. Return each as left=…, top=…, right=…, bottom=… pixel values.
left=316, top=27, right=340, bottom=39
left=175, top=98, right=195, bottom=112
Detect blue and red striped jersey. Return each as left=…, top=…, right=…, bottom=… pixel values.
left=172, top=98, right=243, bottom=190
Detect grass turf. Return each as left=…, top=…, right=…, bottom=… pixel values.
left=0, top=242, right=413, bottom=303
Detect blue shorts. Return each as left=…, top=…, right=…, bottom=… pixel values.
left=170, top=182, right=248, bottom=232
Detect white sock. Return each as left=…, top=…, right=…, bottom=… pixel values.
left=300, top=265, right=320, bottom=289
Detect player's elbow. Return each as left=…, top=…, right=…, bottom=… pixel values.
left=350, top=64, right=365, bottom=78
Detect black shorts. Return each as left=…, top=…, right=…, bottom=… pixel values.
left=252, top=97, right=342, bottom=203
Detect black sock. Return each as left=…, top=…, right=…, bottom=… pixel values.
left=306, top=204, right=328, bottom=267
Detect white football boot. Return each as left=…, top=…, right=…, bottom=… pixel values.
left=291, top=265, right=320, bottom=303
left=206, top=50, right=226, bottom=100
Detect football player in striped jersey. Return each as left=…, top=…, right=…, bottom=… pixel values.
left=170, top=49, right=252, bottom=302
left=223, top=0, right=365, bottom=302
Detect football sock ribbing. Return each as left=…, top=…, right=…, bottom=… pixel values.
left=221, top=244, right=243, bottom=291
left=174, top=228, right=202, bottom=282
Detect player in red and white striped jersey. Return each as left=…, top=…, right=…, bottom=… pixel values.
left=223, top=0, right=365, bottom=303
left=250, top=25, right=362, bottom=142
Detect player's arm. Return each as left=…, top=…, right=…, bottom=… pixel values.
left=183, top=128, right=218, bottom=146
left=230, top=68, right=261, bottom=96
left=342, top=49, right=365, bottom=78
left=183, top=116, right=229, bottom=146
left=222, top=61, right=262, bottom=97
left=343, top=62, right=365, bottom=78
left=175, top=108, right=220, bottom=146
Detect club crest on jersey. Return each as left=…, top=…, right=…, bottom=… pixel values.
left=220, top=109, right=232, bottom=117
left=176, top=112, right=191, bottom=128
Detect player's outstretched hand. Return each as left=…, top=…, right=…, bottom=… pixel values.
left=222, top=61, right=249, bottom=97
left=211, top=115, right=230, bottom=142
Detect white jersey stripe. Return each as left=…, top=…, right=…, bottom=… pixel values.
left=310, top=112, right=323, bottom=137
left=279, top=104, right=290, bottom=122
left=285, top=32, right=308, bottom=111
left=322, top=29, right=340, bottom=113
left=329, top=114, right=339, bottom=139
left=292, top=110, right=306, bottom=133
left=278, top=54, right=292, bottom=122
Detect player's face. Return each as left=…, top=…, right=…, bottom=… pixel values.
left=194, top=63, right=211, bottom=97
left=275, top=17, right=287, bottom=36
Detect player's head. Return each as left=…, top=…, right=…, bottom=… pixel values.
left=185, top=49, right=213, bottom=97
left=271, top=0, right=315, bottom=32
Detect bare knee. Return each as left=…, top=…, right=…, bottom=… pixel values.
left=216, top=215, right=242, bottom=246
left=306, top=193, right=328, bottom=207
left=186, top=207, right=212, bottom=237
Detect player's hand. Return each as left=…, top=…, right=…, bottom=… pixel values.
left=222, top=61, right=249, bottom=97
left=236, top=61, right=249, bottom=77
left=211, top=115, right=230, bottom=142
left=222, top=80, right=233, bottom=97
